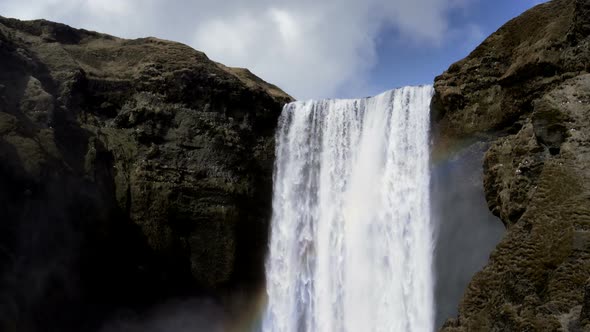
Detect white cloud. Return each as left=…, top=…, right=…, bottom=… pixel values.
left=85, top=0, right=134, bottom=16
left=0, top=0, right=475, bottom=99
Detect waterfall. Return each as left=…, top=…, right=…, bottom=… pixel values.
left=262, top=86, right=434, bottom=332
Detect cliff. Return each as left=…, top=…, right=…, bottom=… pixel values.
left=433, top=0, right=590, bottom=330
left=0, top=16, right=291, bottom=331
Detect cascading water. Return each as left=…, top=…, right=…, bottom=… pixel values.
left=262, top=86, right=434, bottom=332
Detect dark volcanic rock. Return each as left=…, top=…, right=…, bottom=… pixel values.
left=0, top=16, right=291, bottom=332
left=434, top=0, right=590, bottom=331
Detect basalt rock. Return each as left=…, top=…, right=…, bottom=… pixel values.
left=0, top=16, right=291, bottom=332
left=434, top=0, right=590, bottom=331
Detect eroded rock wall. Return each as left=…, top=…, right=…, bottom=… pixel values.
left=0, top=17, right=291, bottom=332
left=433, top=0, right=590, bottom=330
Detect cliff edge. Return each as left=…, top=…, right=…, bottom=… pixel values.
left=0, top=16, right=291, bottom=331
left=433, top=0, right=590, bottom=330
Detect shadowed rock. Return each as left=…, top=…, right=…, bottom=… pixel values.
left=0, top=16, right=291, bottom=332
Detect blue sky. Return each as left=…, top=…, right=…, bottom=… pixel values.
left=368, top=0, right=546, bottom=95
left=1, top=0, right=546, bottom=99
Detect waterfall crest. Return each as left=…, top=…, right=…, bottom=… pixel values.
left=263, top=86, right=434, bottom=332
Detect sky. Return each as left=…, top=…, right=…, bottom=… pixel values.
left=0, top=0, right=547, bottom=99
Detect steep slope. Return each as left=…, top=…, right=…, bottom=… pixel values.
left=0, top=16, right=291, bottom=332
left=433, top=0, right=590, bottom=330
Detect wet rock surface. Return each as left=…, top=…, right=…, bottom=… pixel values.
left=434, top=0, right=590, bottom=330
left=432, top=141, right=505, bottom=328
left=0, top=16, right=291, bottom=332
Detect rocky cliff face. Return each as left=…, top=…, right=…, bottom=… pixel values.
left=433, top=0, right=590, bottom=330
left=0, top=17, right=291, bottom=331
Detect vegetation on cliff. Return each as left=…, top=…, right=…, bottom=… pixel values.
left=0, top=16, right=291, bottom=331
left=433, top=0, right=590, bottom=330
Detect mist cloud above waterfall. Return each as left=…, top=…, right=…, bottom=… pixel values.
left=1, top=0, right=480, bottom=98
